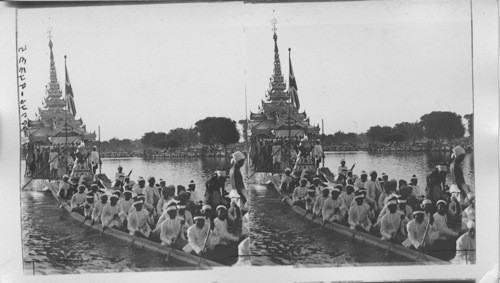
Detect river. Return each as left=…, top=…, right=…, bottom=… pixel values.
left=20, top=151, right=474, bottom=273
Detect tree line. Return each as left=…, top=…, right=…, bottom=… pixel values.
left=100, top=111, right=472, bottom=150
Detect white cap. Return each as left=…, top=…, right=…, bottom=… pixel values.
left=165, top=205, right=177, bottom=212
left=467, top=220, right=475, bottom=229
left=360, top=170, right=367, bottom=175
left=436, top=200, right=447, bottom=207
left=216, top=205, right=227, bottom=211
left=202, top=204, right=212, bottom=211
left=422, top=199, right=432, bottom=205
left=110, top=195, right=118, bottom=200
left=138, top=176, right=144, bottom=181
left=387, top=200, right=397, bottom=206
left=232, top=151, right=245, bottom=163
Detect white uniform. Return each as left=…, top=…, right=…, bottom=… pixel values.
left=70, top=193, right=86, bottom=209
left=214, top=218, right=239, bottom=245
left=451, top=232, right=476, bottom=264
left=461, top=206, right=475, bottom=230
left=380, top=212, right=407, bottom=240
left=354, top=178, right=367, bottom=189
left=403, top=218, right=438, bottom=249
left=160, top=217, right=182, bottom=245
left=292, top=186, right=308, bottom=203
left=305, top=194, right=317, bottom=211
left=118, top=198, right=134, bottom=216
left=312, top=144, right=323, bottom=158
left=92, top=202, right=106, bottom=222
left=101, top=204, right=126, bottom=228
left=49, top=151, right=59, bottom=171
left=115, top=172, right=125, bottom=183
left=144, top=185, right=160, bottom=211
left=433, top=212, right=458, bottom=240
left=348, top=203, right=374, bottom=232
left=185, top=225, right=211, bottom=254
left=132, top=184, right=145, bottom=196
left=322, top=197, right=346, bottom=222
left=127, top=209, right=151, bottom=237
left=83, top=201, right=94, bottom=218
left=365, top=180, right=381, bottom=209
left=58, top=182, right=71, bottom=199
left=397, top=205, right=413, bottom=220
left=89, top=151, right=100, bottom=167
left=410, top=184, right=424, bottom=198
left=340, top=192, right=354, bottom=210
left=313, top=196, right=328, bottom=216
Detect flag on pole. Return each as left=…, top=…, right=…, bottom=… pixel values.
left=288, top=49, right=300, bottom=109
left=65, top=59, right=76, bottom=115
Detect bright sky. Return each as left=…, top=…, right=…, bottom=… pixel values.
left=18, top=0, right=474, bottom=141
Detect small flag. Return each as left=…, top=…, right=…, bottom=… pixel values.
left=65, top=60, right=76, bottom=115
left=288, top=50, right=300, bottom=109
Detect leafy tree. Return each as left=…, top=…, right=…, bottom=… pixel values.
left=366, top=125, right=392, bottom=142
left=420, top=111, right=465, bottom=144
left=194, top=117, right=240, bottom=150
left=166, top=127, right=199, bottom=148
left=464, top=113, right=473, bottom=137
left=393, top=122, right=424, bottom=142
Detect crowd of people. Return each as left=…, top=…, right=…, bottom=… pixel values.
left=368, top=140, right=473, bottom=153
left=56, top=151, right=251, bottom=266
left=277, top=144, right=475, bottom=264
left=25, top=142, right=100, bottom=180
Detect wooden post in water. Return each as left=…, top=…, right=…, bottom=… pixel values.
left=98, top=126, right=101, bottom=174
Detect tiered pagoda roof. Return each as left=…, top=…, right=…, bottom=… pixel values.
left=24, top=37, right=95, bottom=145
left=249, top=22, right=319, bottom=138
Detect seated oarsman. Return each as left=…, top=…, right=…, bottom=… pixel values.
left=403, top=207, right=438, bottom=250
left=213, top=205, right=245, bottom=265
left=58, top=174, right=73, bottom=200
left=132, top=177, right=146, bottom=196
left=322, top=185, right=346, bottom=223
left=381, top=179, right=398, bottom=206
left=422, top=199, right=434, bottom=219
left=348, top=192, right=374, bottom=233
left=83, top=193, right=95, bottom=220
left=451, top=220, right=476, bottom=264
left=90, top=184, right=102, bottom=203
left=280, top=168, right=294, bottom=193
left=379, top=199, right=408, bottom=243
left=461, top=194, right=475, bottom=230
left=376, top=196, right=399, bottom=227
left=177, top=203, right=193, bottom=234
left=187, top=180, right=202, bottom=204
left=312, top=187, right=330, bottom=219
left=396, top=196, right=413, bottom=220
left=145, top=176, right=161, bottom=217
left=409, top=175, right=424, bottom=199
left=91, top=195, right=108, bottom=225
left=159, top=203, right=184, bottom=246
left=101, top=194, right=126, bottom=229
left=311, top=177, right=326, bottom=197
left=340, top=184, right=355, bottom=210
left=292, top=178, right=309, bottom=206
left=377, top=185, right=391, bottom=212
left=156, top=199, right=179, bottom=228
left=365, top=171, right=381, bottom=212
left=433, top=200, right=459, bottom=240
left=354, top=170, right=368, bottom=189
left=127, top=200, right=152, bottom=238
left=304, top=188, right=317, bottom=214
left=157, top=185, right=175, bottom=214
left=118, top=191, right=134, bottom=216
left=184, top=215, right=214, bottom=256
left=214, top=205, right=241, bottom=244
left=129, top=194, right=146, bottom=214
left=123, top=176, right=132, bottom=189
left=201, top=204, right=216, bottom=231
left=71, top=185, right=87, bottom=212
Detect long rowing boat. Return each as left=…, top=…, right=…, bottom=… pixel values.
left=43, top=180, right=225, bottom=268
left=265, top=172, right=448, bottom=265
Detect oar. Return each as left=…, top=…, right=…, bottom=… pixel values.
left=385, top=217, right=405, bottom=256
left=301, top=209, right=310, bottom=219
left=349, top=229, right=358, bottom=242
left=196, top=223, right=212, bottom=267
left=320, top=211, right=338, bottom=230
left=100, top=214, right=120, bottom=235
left=416, top=218, right=432, bottom=261
left=166, top=222, right=185, bottom=262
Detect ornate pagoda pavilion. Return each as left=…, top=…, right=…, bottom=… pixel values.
left=248, top=23, right=320, bottom=140
left=24, top=37, right=95, bottom=146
